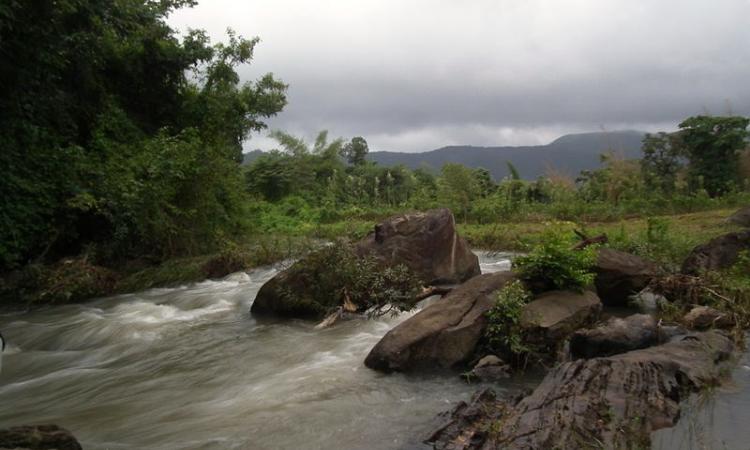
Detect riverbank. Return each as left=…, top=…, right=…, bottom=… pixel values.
left=1, top=207, right=743, bottom=309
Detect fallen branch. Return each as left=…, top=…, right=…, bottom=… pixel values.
left=572, top=230, right=608, bottom=250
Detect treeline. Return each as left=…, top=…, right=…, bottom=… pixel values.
left=0, top=1, right=286, bottom=270
left=245, top=116, right=750, bottom=230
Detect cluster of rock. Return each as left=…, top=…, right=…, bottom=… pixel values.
left=246, top=206, right=749, bottom=449
left=0, top=425, right=82, bottom=450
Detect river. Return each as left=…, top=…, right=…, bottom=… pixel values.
left=0, top=252, right=748, bottom=450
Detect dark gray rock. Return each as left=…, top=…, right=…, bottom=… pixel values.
left=468, top=355, right=511, bottom=382
left=570, top=313, right=660, bottom=359
left=683, top=305, right=736, bottom=330
left=728, top=206, right=750, bottom=227
left=428, top=331, right=735, bottom=450
left=364, top=271, right=515, bottom=372
left=0, top=425, right=82, bottom=450
left=594, top=248, right=660, bottom=306
left=682, top=230, right=750, bottom=275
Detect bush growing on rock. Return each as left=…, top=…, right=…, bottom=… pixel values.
left=513, top=224, right=598, bottom=292
left=484, top=280, right=534, bottom=362
left=275, top=242, right=422, bottom=317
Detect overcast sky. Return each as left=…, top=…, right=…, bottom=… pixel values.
left=169, top=0, right=750, bottom=153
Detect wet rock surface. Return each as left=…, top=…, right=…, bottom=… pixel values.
left=569, top=313, right=661, bottom=359
left=364, top=271, right=515, bottom=372
left=683, top=305, right=736, bottom=330
left=467, top=355, right=511, bottom=382
left=251, top=208, right=480, bottom=318
left=0, top=425, right=82, bottom=450
left=427, top=331, right=735, bottom=450
left=594, top=248, right=660, bottom=306
left=681, top=229, right=750, bottom=275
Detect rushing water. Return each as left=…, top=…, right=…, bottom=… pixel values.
left=0, top=252, right=528, bottom=450
left=2, top=251, right=749, bottom=450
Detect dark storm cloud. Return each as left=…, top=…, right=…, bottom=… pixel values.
left=169, top=0, right=750, bottom=152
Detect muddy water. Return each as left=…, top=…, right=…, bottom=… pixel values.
left=1, top=252, right=748, bottom=450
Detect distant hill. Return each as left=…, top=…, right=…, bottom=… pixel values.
left=368, top=130, right=645, bottom=180
left=243, top=130, right=646, bottom=180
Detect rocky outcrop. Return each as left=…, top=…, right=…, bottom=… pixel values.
left=520, top=290, right=602, bottom=346
left=427, top=331, right=735, bottom=450
left=251, top=209, right=480, bottom=318
left=569, top=314, right=660, bottom=359
left=593, top=248, right=660, bottom=306
left=728, top=206, right=750, bottom=227
left=364, top=271, right=515, bottom=372
left=683, top=305, right=736, bottom=330
left=682, top=230, right=750, bottom=275
left=0, top=425, right=82, bottom=450
left=355, top=208, right=480, bottom=284
left=467, top=355, right=510, bottom=382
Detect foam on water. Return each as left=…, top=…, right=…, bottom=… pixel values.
left=3, top=251, right=741, bottom=449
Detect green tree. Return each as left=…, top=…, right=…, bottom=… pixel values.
left=640, top=132, right=685, bottom=194
left=341, top=136, right=370, bottom=166
left=0, top=0, right=287, bottom=268
left=438, top=163, right=480, bottom=222
left=679, top=115, right=750, bottom=196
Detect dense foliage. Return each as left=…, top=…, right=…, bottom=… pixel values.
left=513, top=225, right=598, bottom=292
left=0, top=0, right=286, bottom=270
left=278, top=243, right=422, bottom=317
left=484, top=280, right=533, bottom=360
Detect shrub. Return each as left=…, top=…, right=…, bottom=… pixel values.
left=513, top=224, right=598, bottom=292
left=485, top=280, right=533, bottom=359
left=278, top=242, right=422, bottom=317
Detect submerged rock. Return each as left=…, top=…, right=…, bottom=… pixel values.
left=0, top=425, right=82, bottom=450
left=427, top=331, right=735, bottom=450
left=569, top=313, right=660, bottom=359
left=520, top=290, right=602, bottom=345
left=682, top=229, right=750, bottom=275
left=467, top=355, right=511, bottom=382
left=683, top=305, right=736, bottom=330
left=355, top=208, right=480, bottom=284
left=728, top=205, right=750, bottom=227
left=364, top=271, right=515, bottom=372
left=593, top=248, right=660, bottom=306
left=251, top=208, right=479, bottom=319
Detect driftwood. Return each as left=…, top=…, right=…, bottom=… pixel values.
left=315, top=285, right=453, bottom=330
left=572, top=229, right=609, bottom=250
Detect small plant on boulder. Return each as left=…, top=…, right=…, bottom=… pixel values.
left=484, top=280, right=534, bottom=365
left=513, top=223, right=598, bottom=292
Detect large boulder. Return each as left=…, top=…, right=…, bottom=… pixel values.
left=728, top=206, right=750, bottom=227
left=251, top=209, right=480, bottom=319
left=520, top=290, right=602, bottom=346
left=355, top=208, right=480, bottom=284
left=569, top=313, right=660, bottom=359
left=364, top=271, right=515, bottom=372
left=682, top=230, right=750, bottom=275
left=0, top=425, right=82, bottom=450
left=593, top=248, right=660, bottom=306
left=427, top=331, right=735, bottom=450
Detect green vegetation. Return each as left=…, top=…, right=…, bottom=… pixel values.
left=1, top=1, right=749, bottom=308
left=0, top=0, right=286, bottom=270
left=276, top=243, right=422, bottom=317
left=484, top=280, right=534, bottom=362
left=513, top=225, right=598, bottom=292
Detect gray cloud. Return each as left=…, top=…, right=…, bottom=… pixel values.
left=169, top=0, right=750, bottom=152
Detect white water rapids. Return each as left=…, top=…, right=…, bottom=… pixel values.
left=1, top=251, right=749, bottom=449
